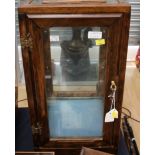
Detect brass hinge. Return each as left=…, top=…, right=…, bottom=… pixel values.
left=20, top=33, right=33, bottom=49
left=32, top=122, right=42, bottom=135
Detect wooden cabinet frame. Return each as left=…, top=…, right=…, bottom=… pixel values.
left=18, top=2, right=130, bottom=154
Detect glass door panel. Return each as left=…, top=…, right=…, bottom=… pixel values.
left=43, top=27, right=106, bottom=138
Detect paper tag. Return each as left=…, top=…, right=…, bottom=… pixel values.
left=45, top=75, right=52, bottom=79
left=95, top=39, right=105, bottom=45
left=50, top=35, right=59, bottom=42
left=112, top=109, right=118, bottom=119
left=105, top=110, right=114, bottom=122
left=88, top=31, right=102, bottom=39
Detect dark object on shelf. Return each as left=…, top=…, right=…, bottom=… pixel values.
left=122, top=116, right=140, bottom=155
left=60, top=28, right=91, bottom=80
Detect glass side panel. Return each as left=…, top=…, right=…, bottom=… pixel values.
left=43, top=27, right=106, bottom=138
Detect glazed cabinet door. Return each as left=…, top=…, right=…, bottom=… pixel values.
left=19, top=12, right=130, bottom=153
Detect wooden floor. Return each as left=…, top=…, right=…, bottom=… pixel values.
left=17, top=62, right=140, bottom=151
left=122, top=62, right=140, bottom=150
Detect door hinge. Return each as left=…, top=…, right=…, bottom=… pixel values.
left=32, top=122, right=42, bottom=135
left=20, top=33, right=33, bottom=49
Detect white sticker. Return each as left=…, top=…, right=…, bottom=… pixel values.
left=50, top=35, right=59, bottom=42
left=105, top=110, right=114, bottom=122
left=88, top=31, right=102, bottom=39
left=45, top=75, right=52, bottom=79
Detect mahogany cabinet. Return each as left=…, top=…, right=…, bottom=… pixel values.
left=18, top=0, right=131, bottom=154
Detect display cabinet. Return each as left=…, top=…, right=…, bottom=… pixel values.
left=18, top=0, right=131, bottom=154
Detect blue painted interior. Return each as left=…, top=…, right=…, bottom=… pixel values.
left=47, top=98, right=104, bottom=138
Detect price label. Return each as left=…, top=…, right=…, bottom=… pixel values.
left=88, top=31, right=102, bottom=39
left=105, top=110, right=114, bottom=122
left=95, top=39, right=105, bottom=45
left=112, top=109, right=118, bottom=119
left=50, top=35, right=59, bottom=42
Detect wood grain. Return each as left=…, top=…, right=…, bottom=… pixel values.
left=18, top=3, right=130, bottom=14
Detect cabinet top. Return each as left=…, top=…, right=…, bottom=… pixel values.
left=18, top=0, right=131, bottom=14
